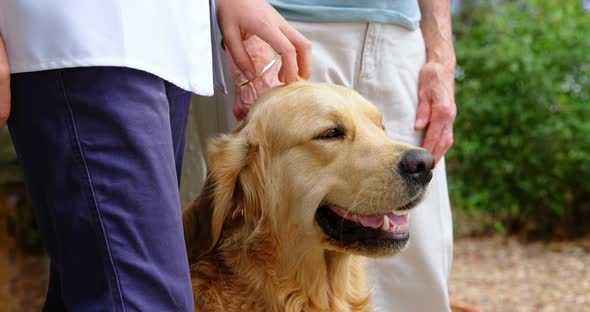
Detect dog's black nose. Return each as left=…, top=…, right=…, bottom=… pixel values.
left=398, top=149, right=435, bottom=184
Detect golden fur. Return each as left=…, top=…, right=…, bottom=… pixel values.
left=183, top=81, right=426, bottom=311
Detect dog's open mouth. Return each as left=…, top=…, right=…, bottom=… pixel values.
left=331, top=205, right=410, bottom=235
left=315, top=203, right=416, bottom=254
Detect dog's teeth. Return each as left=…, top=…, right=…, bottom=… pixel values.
left=381, top=215, right=390, bottom=231
left=393, top=210, right=409, bottom=216
left=352, top=215, right=359, bottom=222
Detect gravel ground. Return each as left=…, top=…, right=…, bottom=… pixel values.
left=449, top=236, right=590, bottom=312
left=0, top=251, right=48, bottom=312
left=2, top=236, right=590, bottom=311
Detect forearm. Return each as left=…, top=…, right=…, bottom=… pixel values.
left=418, top=0, right=456, bottom=72
left=415, top=0, right=457, bottom=162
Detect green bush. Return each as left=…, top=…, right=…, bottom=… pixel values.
left=0, top=129, right=42, bottom=252
left=0, top=129, right=24, bottom=185
left=449, top=0, right=590, bottom=238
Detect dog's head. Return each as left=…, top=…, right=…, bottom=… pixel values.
left=184, top=81, right=434, bottom=260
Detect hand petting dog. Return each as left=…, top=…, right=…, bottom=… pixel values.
left=226, top=35, right=283, bottom=120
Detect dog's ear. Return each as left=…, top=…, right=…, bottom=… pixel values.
left=183, top=131, right=269, bottom=259
left=183, top=176, right=216, bottom=260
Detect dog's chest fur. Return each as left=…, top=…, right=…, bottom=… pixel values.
left=189, top=234, right=372, bottom=312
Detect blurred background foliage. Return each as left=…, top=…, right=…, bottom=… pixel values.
left=449, top=0, right=590, bottom=238
left=0, top=0, right=589, bottom=253
left=0, top=129, right=22, bottom=184
left=0, top=128, right=41, bottom=252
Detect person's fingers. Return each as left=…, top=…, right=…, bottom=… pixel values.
left=422, top=116, right=445, bottom=155
left=0, top=36, right=11, bottom=127
left=253, top=25, right=298, bottom=84
left=236, top=100, right=253, bottom=120
left=431, top=125, right=453, bottom=163
left=233, top=87, right=248, bottom=120
left=234, top=102, right=247, bottom=120
left=223, top=28, right=256, bottom=81
left=233, top=93, right=243, bottom=120
left=279, top=24, right=312, bottom=80
left=415, top=61, right=456, bottom=161
left=415, top=90, right=431, bottom=130
left=228, top=36, right=284, bottom=120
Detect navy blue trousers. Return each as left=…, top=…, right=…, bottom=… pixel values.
left=8, top=67, right=194, bottom=311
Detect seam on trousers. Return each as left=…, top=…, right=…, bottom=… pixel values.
left=355, top=23, right=371, bottom=91
left=58, top=70, right=126, bottom=312
left=160, top=78, right=182, bottom=310
left=357, top=23, right=380, bottom=98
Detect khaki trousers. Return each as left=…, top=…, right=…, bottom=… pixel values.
left=181, top=21, right=453, bottom=312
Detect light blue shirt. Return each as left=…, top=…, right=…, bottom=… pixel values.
left=269, top=0, right=421, bottom=30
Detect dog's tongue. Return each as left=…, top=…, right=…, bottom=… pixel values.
left=328, top=205, right=409, bottom=229
left=357, top=213, right=409, bottom=228
left=357, top=215, right=384, bottom=228
left=386, top=212, right=410, bottom=227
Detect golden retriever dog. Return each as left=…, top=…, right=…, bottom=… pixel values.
left=183, top=81, right=434, bottom=312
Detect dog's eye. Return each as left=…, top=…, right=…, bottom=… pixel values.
left=314, top=127, right=346, bottom=140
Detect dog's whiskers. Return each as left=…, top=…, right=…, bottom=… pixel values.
left=348, top=187, right=370, bottom=213
left=369, top=190, right=377, bottom=214
left=336, top=185, right=372, bottom=239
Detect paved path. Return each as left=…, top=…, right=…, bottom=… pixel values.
left=2, top=235, right=590, bottom=311
left=450, top=236, right=590, bottom=312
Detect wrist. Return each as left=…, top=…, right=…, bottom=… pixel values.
left=420, top=61, right=455, bottom=95
left=423, top=59, right=455, bottom=81
left=425, top=45, right=455, bottom=71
